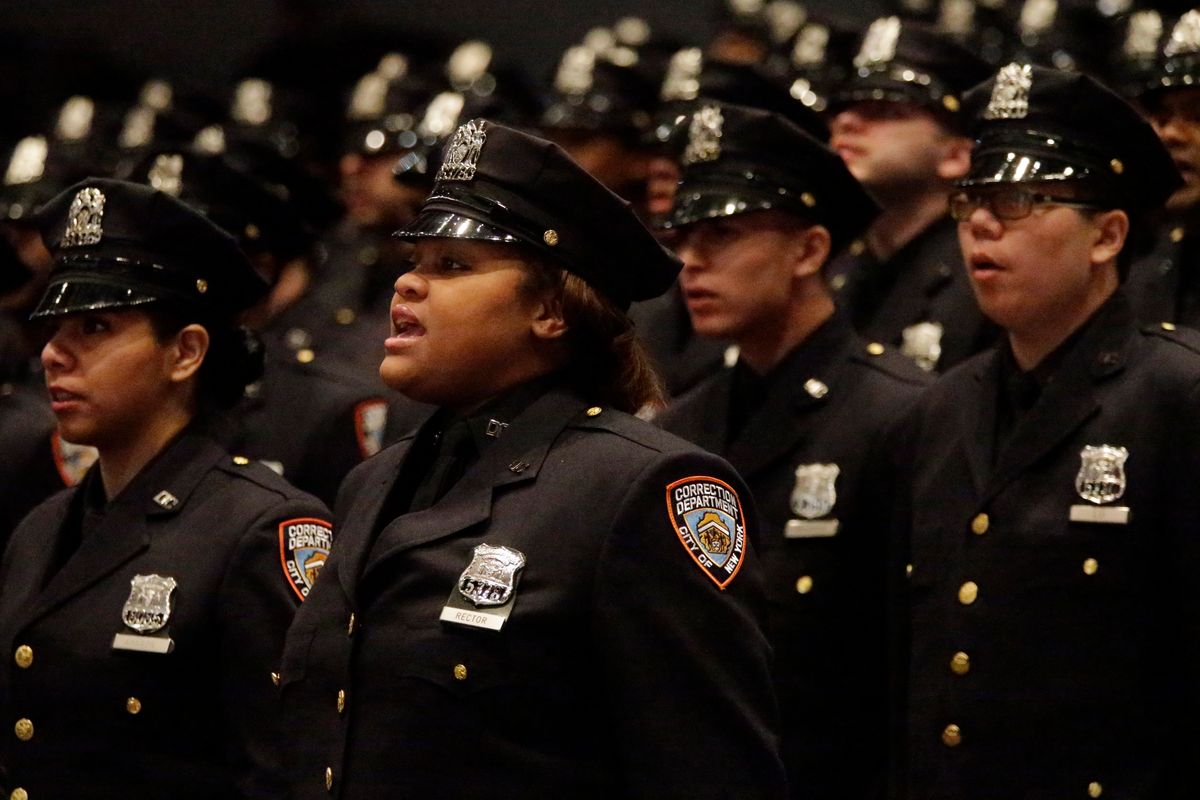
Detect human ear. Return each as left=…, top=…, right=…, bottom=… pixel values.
left=530, top=292, right=569, bottom=341
left=935, top=135, right=973, bottom=182
left=1089, top=209, right=1129, bottom=267
left=791, top=224, right=832, bottom=280
left=170, top=324, right=210, bottom=383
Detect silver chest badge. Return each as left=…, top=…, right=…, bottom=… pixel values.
left=121, top=574, right=178, bottom=633
left=1075, top=445, right=1127, bottom=504
left=62, top=187, right=105, bottom=247
left=437, top=119, right=488, bottom=182
left=984, top=63, right=1033, bottom=120
left=901, top=321, right=944, bottom=372
left=683, top=104, right=724, bottom=166
left=787, top=464, right=840, bottom=538
left=457, top=544, right=526, bottom=608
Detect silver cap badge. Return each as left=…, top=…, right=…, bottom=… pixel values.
left=62, top=187, right=105, bottom=247
left=661, top=48, right=703, bottom=102
left=193, top=124, right=226, bottom=155
left=983, top=63, right=1034, bottom=120
left=377, top=52, right=410, bottom=81
left=1075, top=445, right=1128, bottom=505
left=437, top=118, right=488, bottom=182
left=555, top=46, right=596, bottom=95
left=1165, top=9, right=1200, bottom=57
left=1019, top=0, right=1057, bottom=36
left=765, top=1, right=807, bottom=44
left=119, top=106, right=157, bottom=150
left=139, top=79, right=173, bottom=112
left=418, top=92, right=466, bottom=139
left=854, top=17, right=902, bottom=69
left=232, top=79, right=273, bottom=126
left=791, top=463, right=840, bottom=519
left=901, top=321, right=944, bottom=372
left=121, top=574, right=178, bottom=633
left=939, top=0, right=976, bottom=37
left=792, top=24, right=830, bottom=67
left=5, top=136, right=47, bottom=186
left=614, top=16, right=651, bottom=46
left=147, top=153, right=184, bottom=197
left=683, top=104, right=724, bottom=166
left=55, top=96, right=95, bottom=142
left=1124, top=10, right=1163, bottom=58
left=447, top=41, right=493, bottom=88
left=458, top=544, right=526, bottom=607
left=348, top=72, right=389, bottom=120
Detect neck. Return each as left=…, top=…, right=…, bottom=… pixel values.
left=1007, top=278, right=1118, bottom=371
left=738, top=288, right=835, bottom=375
left=866, top=190, right=950, bottom=262
left=97, top=407, right=193, bottom=500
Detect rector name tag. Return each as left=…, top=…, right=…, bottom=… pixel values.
left=112, top=632, right=175, bottom=654
left=1069, top=504, right=1131, bottom=525
left=785, top=519, right=841, bottom=538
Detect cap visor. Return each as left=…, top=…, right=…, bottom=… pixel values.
left=662, top=188, right=780, bottom=229
left=394, top=209, right=522, bottom=244
left=30, top=276, right=161, bottom=319
left=960, top=149, right=1092, bottom=187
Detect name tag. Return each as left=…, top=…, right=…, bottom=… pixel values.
left=1068, top=505, right=1131, bottom=525
left=112, top=632, right=175, bottom=654
left=439, top=606, right=509, bottom=631
left=785, top=519, right=840, bottom=538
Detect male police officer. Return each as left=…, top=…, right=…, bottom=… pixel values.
left=828, top=17, right=995, bottom=372
left=896, top=64, right=1198, bottom=799
left=657, top=102, right=929, bottom=798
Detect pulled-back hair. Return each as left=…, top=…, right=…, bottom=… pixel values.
left=520, top=255, right=666, bottom=415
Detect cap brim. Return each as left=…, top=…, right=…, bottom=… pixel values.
left=394, top=209, right=522, bottom=244
left=30, top=276, right=162, bottom=319
left=959, top=149, right=1094, bottom=187
left=661, top=188, right=782, bottom=229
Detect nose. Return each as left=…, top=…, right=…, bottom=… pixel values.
left=1152, top=113, right=1186, bottom=147
left=829, top=109, right=863, bottom=137
left=393, top=266, right=428, bottom=300
left=41, top=329, right=73, bottom=374
left=963, top=203, right=1003, bottom=240
left=675, top=235, right=707, bottom=276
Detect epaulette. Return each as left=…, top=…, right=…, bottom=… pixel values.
left=215, top=454, right=295, bottom=496
left=849, top=341, right=932, bottom=386
left=572, top=404, right=682, bottom=453
left=1143, top=321, right=1200, bottom=356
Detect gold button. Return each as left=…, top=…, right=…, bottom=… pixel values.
left=941, top=723, right=962, bottom=747
left=1088, top=781, right=1103, bottom=797
left=543, top=229, right=559, bottom=246
left=347, top=613, right=356, bottom=636
left=849, top=239, right=866, bottom=256
left=14, top=718, right=33, bottom=741
left=335, top=307, right=356, bottom=325
left=586, top=406, right=602, bottom=417
left=126, top=697, right=142, bottom=715
left=296, top=348, right=315, bottom=364
left=1083, top=558, right=1098, bottom=576
left=950, top=651, right=971, bottom=675
left=337, top=689, right=346, bottom=714
left=13, top=645, right=32, bottom=669
left=244, top=223, right=261, bottom=240
left=232, top=455, right=250, bottom=465
left=1162, top=321, right=1178, bottom=332
left=943, top=94, right=960, bottom=111
left=795, top=575, right=814, bottom=594
left=905, top=563, right=913, bottom=578
left=10, top=788, right=28, bottom=800
left=325, top=767, right=333, bottom=791
left=867, top=342, right=885, bottom=356
left=800, top=191, right=816, bottom=207
left=195, top=278, right=209, bottom=294
left=1171, top=226, right=1185, bottom=244
left=958, top=581, right=978, bottom=605
left=271, top=671, right=280, bottom=686
left=1110, top=158, right=1124, bottom=174
left=970, top=513, right=989, bottom=535
left=453, top=663, right=468, bottom=681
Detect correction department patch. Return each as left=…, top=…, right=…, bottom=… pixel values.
left=279, top=518, right=333, bottom=600
left=665, top=476, right=747, bottom=590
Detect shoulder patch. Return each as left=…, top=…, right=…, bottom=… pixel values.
left=665, top=476, right=747, bottom=590
left=355, top=399, right=389, bottom=458
left=278, top=517, right=332, bottom=600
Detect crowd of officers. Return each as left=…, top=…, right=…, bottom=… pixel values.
left=1, top=0, right=1199, bottom=797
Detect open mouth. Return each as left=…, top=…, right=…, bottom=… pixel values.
left=47, top=385, right=83, bottom=410
left=967, top=255, right=1004, bottom=276
left=385, top=304, right=425, bottom=349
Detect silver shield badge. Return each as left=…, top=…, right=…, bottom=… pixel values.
left=457, top=544, right=526, bottom=608
left=854, top=16, right=901, bottom=69
left=983, top=63, right=1033, bottom=120
left=121, top=574, right=178, bottom=633
left=901, top=321, right=944, bottom=372
left=62, top=187, right=105, bottom=247
left=791, top=463, right=840, bottom=519
left=437, top=118, right=488, bottom=181
left=683, top=104, right=724, bottom=166
left=1075, top=445, right=1128, bottom=505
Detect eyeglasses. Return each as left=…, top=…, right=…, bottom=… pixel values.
left=949, top=188, right=1101, bottom=222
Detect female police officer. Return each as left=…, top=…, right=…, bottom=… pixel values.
left=276, top=120, right=786, bottom=799
left=0, top=178, right=332, bottom=799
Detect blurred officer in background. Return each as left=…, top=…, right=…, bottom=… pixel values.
left=1127, top=9, right=1200, bottom=327
left=277, top=120, right=786, bottom=799
left=657, top=102, right=928, bottom=799
left=0, top=179, right=332, bottom=799
left=895, top=64, right=1197, bottom=799
left=828, top=17, right=996, bottom=373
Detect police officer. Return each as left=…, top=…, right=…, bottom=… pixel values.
left=656, top=102, right=929, bottom=799
left=827, top=17, right=996, bottom=373
left=1126, top=9, right=1200, bottom=327
left=896, top=64, right=1196, bottom=798
left=0, top=179, right=332, bottom=799
left=276, top=120, right=786, bottom=799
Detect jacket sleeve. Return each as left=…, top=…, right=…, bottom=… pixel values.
left=591, top=449, right=787, bottom=799
left=216, top=492, right=333, bottom=799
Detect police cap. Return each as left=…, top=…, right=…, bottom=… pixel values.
left=29, top=178, right=268, bottom=320
left=1145, top=9, right=1200, bottom=94
left=960, top=63, right=1182, bottom=212
left=395, top=119, right=681, bottom=309
left=662, top=102, right=880, bottom=253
